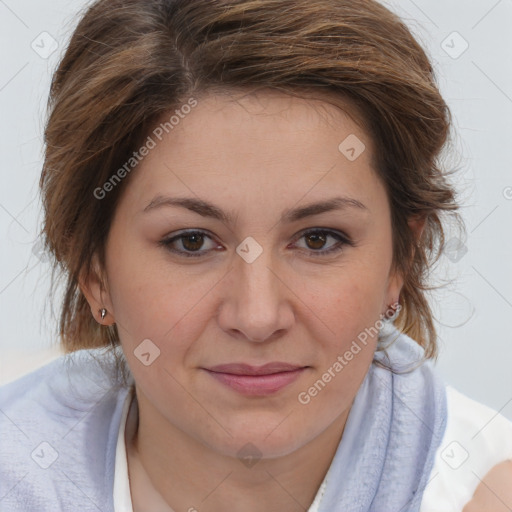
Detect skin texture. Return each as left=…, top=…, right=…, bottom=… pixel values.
left=462, top=459, right=512, bottom=511
left=81, top=90, right=425, bottom=511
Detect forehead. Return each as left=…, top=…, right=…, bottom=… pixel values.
left=157, top=88, right=371, bottom=148
left=117, top=88, right=383, bottom=218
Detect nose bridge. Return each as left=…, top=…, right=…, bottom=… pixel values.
left=225, top=236, right=292, bottom=342
left=238, top=243, right=278, bottom=298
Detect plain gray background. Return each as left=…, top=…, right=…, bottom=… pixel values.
left=1, top=0, right=511, bottom=419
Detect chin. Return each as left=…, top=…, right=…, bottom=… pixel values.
left=202, top=420, right=313, bottom=461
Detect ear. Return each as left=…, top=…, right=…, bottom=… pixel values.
left=78, top=253, right=114, bottom=325
left=382, top=214, right=427, bottom=317
left=407, top=214, right=426, bottom=246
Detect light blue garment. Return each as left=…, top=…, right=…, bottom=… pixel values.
left=317, top=321, right=447, bottom=511
left=0, top=322, right=447, bottom=511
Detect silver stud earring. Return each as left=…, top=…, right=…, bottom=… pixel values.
left=100, top=308, right=107, bottom=320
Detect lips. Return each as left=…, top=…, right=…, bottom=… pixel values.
left=202, top=362, right=309, bottom=396
left=206, top=362, right=306, bottom=376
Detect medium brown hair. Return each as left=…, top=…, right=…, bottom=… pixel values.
left=39, top=0, right=464, bottom=369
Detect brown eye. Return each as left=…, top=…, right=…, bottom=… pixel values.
left=160, top=228, right=353, bottom=259
left=293, top=229, right=353, bottom=257
left=160, top=230, right=219, bottom=258
left=304, top=232, right=328, bottom=250
left=181, top=233, right=205, bottom=251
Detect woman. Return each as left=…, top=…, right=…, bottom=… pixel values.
left=1, top=0, right=511, bottom=510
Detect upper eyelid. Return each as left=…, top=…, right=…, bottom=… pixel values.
left=164, top=227, right=350, bottom=240
left=292, top=228, right=351, bottom=241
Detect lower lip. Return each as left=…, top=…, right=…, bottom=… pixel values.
left=204, top=368, right=307, bottom=396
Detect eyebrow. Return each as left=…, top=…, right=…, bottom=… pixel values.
left=142, top=195, right=368, bottom=224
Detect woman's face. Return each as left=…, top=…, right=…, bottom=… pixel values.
left=87, top=90, right=406, bottom=458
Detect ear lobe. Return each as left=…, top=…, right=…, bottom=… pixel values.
left=78, top=253, right=112, bottom=322
left=382, top=215, right=426, bottom=317
left=383, top=268, right=403, bottom=317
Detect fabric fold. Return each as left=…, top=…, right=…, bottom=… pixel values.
left=318, top=322, right=448, bottom=511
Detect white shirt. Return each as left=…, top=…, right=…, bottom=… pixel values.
left=113, top=385, right=512, bottom=511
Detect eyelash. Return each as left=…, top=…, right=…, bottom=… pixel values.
left=159, top=229, right=354, bottom=258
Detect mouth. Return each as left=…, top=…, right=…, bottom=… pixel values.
left=202, top=362, right=309, bottom=396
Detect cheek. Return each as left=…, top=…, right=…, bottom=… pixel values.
left=111, top=277, right=203, bottom=350
left=302, top=258, right=391, bottom=382
left=107, top=247, right=216, bottom=366
left=297, top=281, right=382, bottom=417
left=308, top=259, right=390, bottom=333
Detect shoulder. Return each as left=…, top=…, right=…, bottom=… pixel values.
left=0, top=347, right=125, bottom=412
left=420, top=385, right=512, bottom=512
left=462, top=459, right=512, bottom=512
left=0, top=347, right=133, bottom=433
left=0, top=352, right=70, bottom=420
left=0, top=348, right=122, bottom=448
left=0, top=348, right=133, bottom=510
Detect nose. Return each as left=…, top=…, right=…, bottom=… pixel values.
left=217, top=247, right=295, bottom=343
